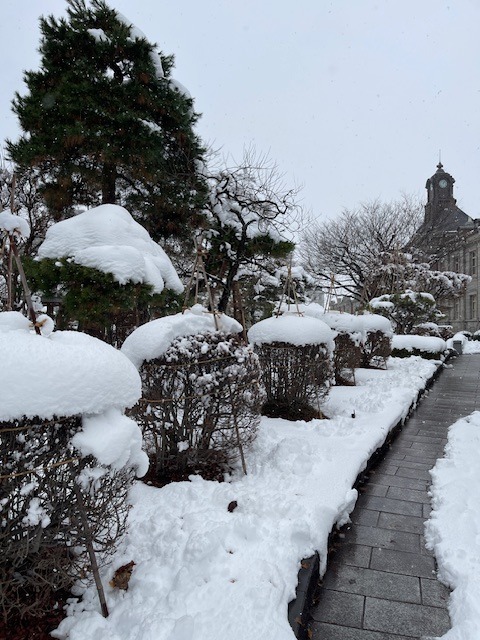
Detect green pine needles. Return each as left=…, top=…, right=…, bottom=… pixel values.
left=24, top=257, right=182, bottom=345
left=8, top=0, right=207, bottom=239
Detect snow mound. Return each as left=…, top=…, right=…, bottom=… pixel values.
left=446, top=332, right=469, bottom=350
left=248, top=313, right=334, bottom=350
left=426, top=411, right=480, bottom=640
left=0, top=209, right=30, bottom=239
left=293, top=302, right=325, bottom=318
left=121, top=305, right=243, bottom=368
left=359, top=313, right=394, bottom=337
left=37, top=204, right=183, bottom=294
left=72, top=408, right=148, bottom=477
left=392, top=334, right=447, bottom=353
left=0, top=311, right=31, bottom=333
left=320, top=312, right=364, bottom=335
left=0, top=320, right=141, bottom=421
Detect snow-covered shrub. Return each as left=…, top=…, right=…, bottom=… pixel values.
left=316, top=311, right=363, bottom=385
left=358, top=314, right=393, bottom=368
left=30, top=204, right=184, bottom=345
left=437, top=324, right=454, bottom=340
left=248, top=313, right=334, bottom=420
left=391, top=334, right=447, bottom=360
left=473, top=330, right=480, bottom=342
left=122, top=306, right=263, bottom=481
left=0, top=316, right=145, bottom=622
left=368, top=290, right=443, bottom=335
left=411, top=322, right=441, bottom=337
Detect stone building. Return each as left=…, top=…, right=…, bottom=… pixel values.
left=414, top=163, right=480, bottom=332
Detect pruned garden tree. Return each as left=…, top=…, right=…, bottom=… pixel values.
left=200, top=150, right=300, bottom=318
left=368, top=290, right=445, bottom=335
left=7, top=0, right=207, bottom=240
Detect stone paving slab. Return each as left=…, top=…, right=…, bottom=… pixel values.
left=308, top=354, right=480, bottom=639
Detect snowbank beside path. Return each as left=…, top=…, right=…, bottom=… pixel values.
left=53, top=356, right=438, bottom=640
left=426, top=411, right=480, bottom=640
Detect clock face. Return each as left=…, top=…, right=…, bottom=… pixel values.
left=439, top=179, right=448, bottom=188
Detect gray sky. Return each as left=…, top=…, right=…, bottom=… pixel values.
left=1, top=0, right=479, bottom=222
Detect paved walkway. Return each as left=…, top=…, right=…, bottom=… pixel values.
left=309, top=354, right=480, bottom=639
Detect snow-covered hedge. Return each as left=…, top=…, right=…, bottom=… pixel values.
left=391, top=334, right=448, bottom=360
left=300, top=306, right=392, bottom=374
left=357, top=313, right=393, bottom=368
left=123, top=307, right=263, bottom=481
left=248, top=313, right=334, bottom=419
left=0, top=314, right=146, bottom=621
left=317, top=312, right=363, bottom=384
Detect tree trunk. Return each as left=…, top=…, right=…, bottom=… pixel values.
left=218, top=262, right=240, bottom=313
left=101, top=162, right=117, bottom=204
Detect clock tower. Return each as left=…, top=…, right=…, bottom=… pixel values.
left=424, top=162, right=456, bottom=221
left=422, top=162, right=471, bottom=230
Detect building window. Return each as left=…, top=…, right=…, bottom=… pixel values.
left=469, top=295, right=477, bottom=320
left=470, top=250, right=477, bottom=276
left=454, top=299, right=460, bottom=320
left=454, top=255, right=460, bottom=272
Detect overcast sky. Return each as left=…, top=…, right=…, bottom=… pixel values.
left=1, top=0, right=479, bottom=223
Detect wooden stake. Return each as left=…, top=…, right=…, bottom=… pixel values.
left=74, top=485, right=109, bottom=618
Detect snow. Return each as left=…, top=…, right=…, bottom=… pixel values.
left=247, top=313, right=335, bottom=350
left=293, top=302, right=325, bottom=318
left=463, top=340, right=480, bottom=354
left=0, top=208, right=30, bottom=239
left=321, top=311, right=364, bottom=335
left=72, top=409, right=148, bottom=478
left=37, top=204, right=183, bottom=295
left=425, top=411, right=480, bottom=640
left=0, top=317, right=141, bottom=421
left=121, top=305, right=243, bottom=369
left=392, top=334, right=447, bottom=353
left=299, top=306, right=392, bottom=339
left=52, top=355, right=438, bottom=640
left=87, top=28, right=110, bottom=43
left=358, top=312, right=394, bottom=337
left=0, top=310, right=31, bottom=333
left=446, top=332, right=469, bottom=350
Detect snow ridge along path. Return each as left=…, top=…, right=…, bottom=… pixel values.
left=309, top=353, right=480, bottom=640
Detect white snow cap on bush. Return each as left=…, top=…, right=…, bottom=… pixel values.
left=319, top=311, right=365, bottom=335
left=121, top=304, right=243, bottom=368
left=0, top=316, right=142, bottom=422
left=0, top=209, right=30, bottom=239
left=358, top=313, right=394, bottom=338
left=291, top=302, right=325, bottom=318
left=248, top=312, right=335, bottom=350
left=0, top=311, right=32, bottom=333
left=37, top=204, right=183, bottom=295
left=392, top=335, right=447, bottom=354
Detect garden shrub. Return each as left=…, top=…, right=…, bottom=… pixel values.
left=248, top=313, right=334, bottom=420
left=133, top=331, right=264, bottom=482
left=0, top=415, right=135, bottom=623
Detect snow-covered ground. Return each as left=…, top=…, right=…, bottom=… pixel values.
left=53, top=355, right=438, bottom=640
left=426, top=410, right=480, bottom=640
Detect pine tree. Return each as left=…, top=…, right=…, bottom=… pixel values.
left=7, top=0, right=206, bottom=239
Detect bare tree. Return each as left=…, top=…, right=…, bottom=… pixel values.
left=300, top=195, right=423, bottom=304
